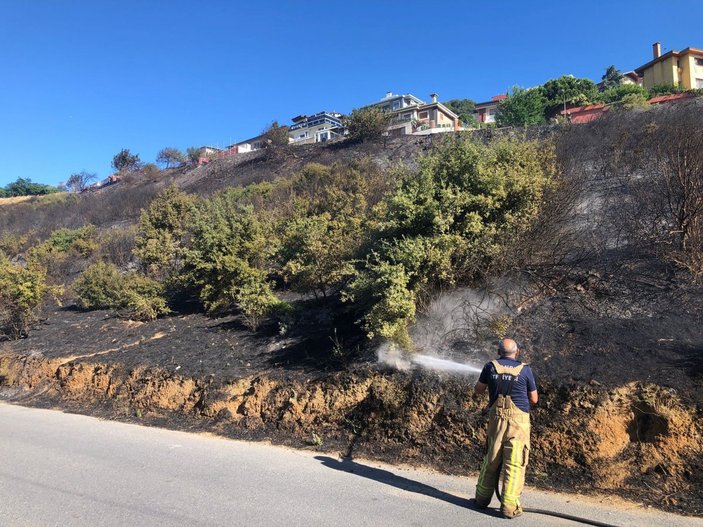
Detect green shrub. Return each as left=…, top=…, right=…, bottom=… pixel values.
left=615, top=93, right=650, bottom=111
left=74, top=262, right=168, bottom=321
left=0, top=253, right=47, bottom=339
left=343, top=259, right=415, bottom=348
left=121, top=273, right=170, bottom=321
left=26, top=225, right=98, bottom=283
left=74, top=262, right=125, bottom=310
left=346, top=135, right=556, bottom=346
left=182, top=194, right=280, bottom=330
left=134, top=185, right=194, bottom=279
left=0, top=232, right=35, bottom=258
left=279, top=212, right=357, bottom=298
left=597, top=84, right=649, bottom=104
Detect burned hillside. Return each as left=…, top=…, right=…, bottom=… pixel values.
left=2, top=98, right=703, bottom=515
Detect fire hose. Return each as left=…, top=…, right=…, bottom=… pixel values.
left=494, top=463, right=620, bottom=527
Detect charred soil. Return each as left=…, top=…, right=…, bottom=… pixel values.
left=2, top=262, right=702, bottom=516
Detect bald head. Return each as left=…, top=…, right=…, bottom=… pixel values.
left=498, top=338, right=519, bottom=357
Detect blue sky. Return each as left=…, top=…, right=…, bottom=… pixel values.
left=1, top=0, right=701, bottom=187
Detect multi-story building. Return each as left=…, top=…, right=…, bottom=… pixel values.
left=363, top=92, right=461, bottom=136
left=635, top=42, right=703, bottom=90
left=288, top=112, right=344, bottom=144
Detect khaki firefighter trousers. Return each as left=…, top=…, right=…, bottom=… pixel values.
left=475, top=397, right=531, bottom=510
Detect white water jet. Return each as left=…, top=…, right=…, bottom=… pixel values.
left=411, top=354, right=483, bottom=375
left=377, top=344, right=483, bottom=377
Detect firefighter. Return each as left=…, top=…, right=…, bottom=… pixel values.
left=473, top=338, right=538, bottom=519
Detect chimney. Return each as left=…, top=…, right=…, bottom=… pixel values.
left=385, top=91, right=393, bottom=98
left=430, top=92, right=438, bottom=103
left=653, top=42, right=661, bottom=59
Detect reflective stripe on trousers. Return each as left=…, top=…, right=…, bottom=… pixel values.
left=475, top=396, right=530, bottom=508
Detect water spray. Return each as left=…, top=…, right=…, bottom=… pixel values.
left=378, top=345, right=483, bottom=377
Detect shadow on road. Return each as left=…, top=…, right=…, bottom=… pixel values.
left=314, top=455, right=501, bottom=517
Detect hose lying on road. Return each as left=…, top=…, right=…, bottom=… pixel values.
left=494, top=465, right=620, bottom=527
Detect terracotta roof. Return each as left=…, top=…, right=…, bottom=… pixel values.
left=647, top=92, right=697, bottom=104
left=560, top=104, right=607, bottom=115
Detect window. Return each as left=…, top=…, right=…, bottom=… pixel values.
left=418, top=111, right=428, bottom=119
left=696, top=58, right=703, bottom=67
left=697, top=78, right=703, bottom=89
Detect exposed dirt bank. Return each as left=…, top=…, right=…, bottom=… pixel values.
left=2, top=307, right=701, bottom=516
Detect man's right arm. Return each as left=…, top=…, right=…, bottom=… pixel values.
left=529, top=390, right=538, bottom=405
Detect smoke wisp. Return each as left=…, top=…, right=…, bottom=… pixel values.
left=377, top=284, right=518, bottom=376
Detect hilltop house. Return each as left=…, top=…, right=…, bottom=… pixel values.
left=635, top=41, right=703, bottom=90
left=473, top=95, right=507, bottom=124
left=363, top=92, right=461, bottom=136
left=288, top=112, right=344, bottom=144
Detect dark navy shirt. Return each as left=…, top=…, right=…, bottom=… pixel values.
left=478, top=358, right=537, bottom=413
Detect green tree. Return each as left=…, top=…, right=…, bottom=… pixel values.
left=443, top=99, right=476, bottom=126
left=2, top=178, right=59, bottom=197
left=496, top=87, right=546, bottom=127
left=156, top=147, right=185, bottom=168
left=540, top=75, right=598, bottom=117
left=111, top=149, right=142, bottom=173
left=344, top=106, right=393, bottom=143
left=601, top=65, right=624, bottom=90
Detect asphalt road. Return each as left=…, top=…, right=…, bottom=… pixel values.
left=0, top=403, right=698, bottom=527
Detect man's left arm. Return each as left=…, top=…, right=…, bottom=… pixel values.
left=526, top=366, right=538, bottom=405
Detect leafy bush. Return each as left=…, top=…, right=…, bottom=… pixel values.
left=182, top=194, right=280, bottom=330
left=26, top=225, right=98, bottom=282
left=347, top=135, right=556, bottom=346
left=73, top=262, right=169, bottom=321
left=0, top=253, right=47, bottom=339
left=0, top=232, right=35, bottom=258
left=343, top=258, right=416, bottom=348
left=615, top=93, right=650, bottom=111
left=134, top=185, right=194, bottom=279
left=73, top=261, right=125, bottom=310
left=279, top=212, right=357, bottom=298
left=597, top=84, right=649, bottom=104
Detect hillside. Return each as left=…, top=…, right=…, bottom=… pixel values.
left=1, top=98, right=703, bottom=515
